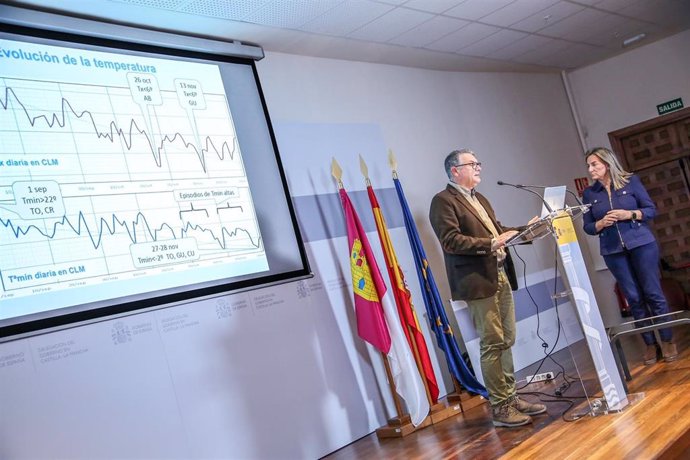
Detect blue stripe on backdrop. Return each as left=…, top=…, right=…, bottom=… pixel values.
left=291, top=189, right=403, bottom=243
left=514, top=275, right=567, bottom=323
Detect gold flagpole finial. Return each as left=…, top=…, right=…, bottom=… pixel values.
left=359, top=154, right=371, bottom=186
left=388, top=149, right=398, bottom=178
left=331, top=157, right=343, bottom=189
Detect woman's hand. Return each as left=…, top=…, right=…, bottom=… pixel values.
left=606, top=209, right=633, bottom=221
left=595, top=212, right=617, bottom=232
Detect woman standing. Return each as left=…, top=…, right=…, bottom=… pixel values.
left=582, top=147, right=677, bottom=364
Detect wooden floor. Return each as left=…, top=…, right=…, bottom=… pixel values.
left=324, top=325, right=690, bottom=460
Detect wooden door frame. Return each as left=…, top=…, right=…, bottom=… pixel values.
left=608, top=106, right=690, bottom=169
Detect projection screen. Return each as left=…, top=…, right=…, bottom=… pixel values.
left=0, top=21, right=310, bottom=340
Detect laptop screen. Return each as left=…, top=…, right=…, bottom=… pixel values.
left=541, top=186, right=567, bottom=217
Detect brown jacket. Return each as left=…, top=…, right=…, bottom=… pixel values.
left=429, top=184, right=519, bottom=301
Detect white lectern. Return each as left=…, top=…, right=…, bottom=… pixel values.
left=508, top=203, right=629, bottom=412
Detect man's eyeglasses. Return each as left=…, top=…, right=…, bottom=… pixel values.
left=455, top=162, right=482, bottom=170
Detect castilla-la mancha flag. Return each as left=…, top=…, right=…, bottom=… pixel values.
left=339, top=187, right=429, bottom=426
left=366, top=184, right=440, bottom=404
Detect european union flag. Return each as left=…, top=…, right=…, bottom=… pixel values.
left=393, top=175, right=487, bottom=398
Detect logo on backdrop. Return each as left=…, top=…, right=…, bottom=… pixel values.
left=215, top=298, right=232, bottom=320
left=111, top=322, right=132, bottom=345
left=296, top=280, right=311, bottom=299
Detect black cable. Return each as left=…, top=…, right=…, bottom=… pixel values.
left=548, top=248, right=581, bottom=384
left=512, top=242, right=583, bottom=421
left=515, top=243, right=580, bottom=384
left=517, top=389, right=592, bottom=422
left=513, top=246, right=562, bottom=390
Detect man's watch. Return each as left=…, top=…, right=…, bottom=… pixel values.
left=631, top=211, right=638, bottom=221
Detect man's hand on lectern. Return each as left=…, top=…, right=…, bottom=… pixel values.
left=493, top=230, right=519, bottom=250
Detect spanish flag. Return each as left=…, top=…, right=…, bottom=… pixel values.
left=366, top=185, right=440, bottom=404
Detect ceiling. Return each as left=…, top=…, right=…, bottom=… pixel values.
left=5, top=0, right=690, bottom=72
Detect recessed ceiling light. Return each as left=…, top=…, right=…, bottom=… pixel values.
left=622, top=33, right=647, bottom=47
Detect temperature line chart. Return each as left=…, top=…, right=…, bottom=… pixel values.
left=0, top=37, right=268, bottom=321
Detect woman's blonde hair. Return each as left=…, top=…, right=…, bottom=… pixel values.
left=585, top=147, right=632, bottom=190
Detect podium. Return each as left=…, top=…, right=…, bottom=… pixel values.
left=508, top=204, right=629, bottom=413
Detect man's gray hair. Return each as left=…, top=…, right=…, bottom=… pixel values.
left=444, top=148, right=475, bottom=179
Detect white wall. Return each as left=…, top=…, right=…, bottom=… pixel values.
left=257, top=52, right=587, bottom=299
left=567, top=29, right=690, bottom=326
left=569, top=29, right=690, bottom=150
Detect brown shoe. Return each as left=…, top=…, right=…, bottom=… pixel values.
left=510, top=394, right=547, bottom=415
left=661, top=342, right=678, bottom=362
left=492, top=402, right=532, bottom=427
left=643, top=344, right=658, bottom=365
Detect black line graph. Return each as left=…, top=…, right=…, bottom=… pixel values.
left=0, top=72, right=267, bottom=297
left=1, top=84, right=241, bottom=174
left=2, top=206, right=261, bottom=251
left=1, top=78, right=246, bottom=179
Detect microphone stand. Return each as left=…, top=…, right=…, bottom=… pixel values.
left=497, top=180, right=554, bottom=214
left=565, top=189, right=584, bottom=207
left=498, top=181, right=583, bottom=206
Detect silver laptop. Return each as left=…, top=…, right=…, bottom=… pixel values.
left=541, top=186, right=567, bottom=217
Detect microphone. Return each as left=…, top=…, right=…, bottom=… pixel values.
left=497, top=181, right=583, bottom=206
left=498, top=180, right=553, bottom=213
left=497, top=180, right=530, bottom=188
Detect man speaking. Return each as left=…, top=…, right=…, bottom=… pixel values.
left=429, top=148, right=546, bottom=428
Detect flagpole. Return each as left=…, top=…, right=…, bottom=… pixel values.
left=381, top=352, right=405, bottom=419
left=332, top=157, right=416, bottom=436
left=331, top=158, right=343, bottom=190
left=382, top=165, right=441, bottom=416
left=359, top=156, right=434, bottom=406
left=369, top=177, right=434, bottom=408
left=360, top=174, right=409, bottom=421
left=387, top=149, right=488, bottom=419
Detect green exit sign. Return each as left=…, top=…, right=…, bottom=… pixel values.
left=657, top=97, right=684, bottom=115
